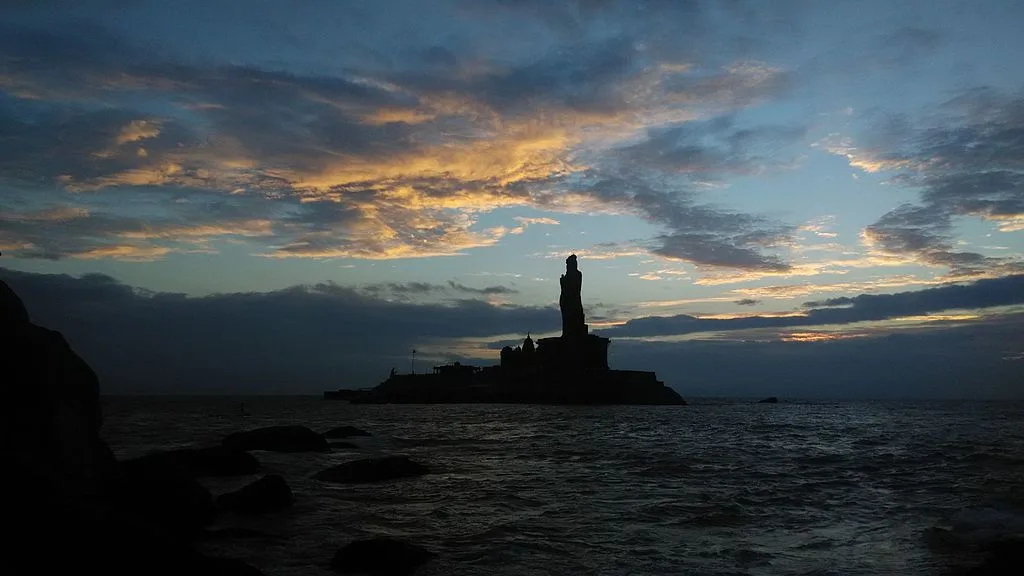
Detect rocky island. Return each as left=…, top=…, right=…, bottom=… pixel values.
left=326, top=255, right=686, bottom=405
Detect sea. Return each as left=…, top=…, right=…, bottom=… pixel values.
left=101, top=396, right=1024, bottom=576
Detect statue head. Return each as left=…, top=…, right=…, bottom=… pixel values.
left=565, top=254, right=578, bottom=271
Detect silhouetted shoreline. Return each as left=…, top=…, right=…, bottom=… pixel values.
left=326, top=255, right=686, bottom=406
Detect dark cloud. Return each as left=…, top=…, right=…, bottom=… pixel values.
left=0, top=267, right=554, bottom=393
left=580, top=176, right=793, bottom=271
left=610, top=317, right=1023, bottom=399
left=661, top=66, right=794, bottom=110
left=617, top=116, right=806, bottom=175
left=447, top=281, right=518, bottom=295
left=0, top=103, right=199, bottom=183
left=472, top=37, right=638, bottom=114
left=574, top=114, right=804, bottom=271
left=0, top=24, right=424, bottom=176
left=0, top=17, right=809, bottom=266
left=604, top=274, right=1024, bottom=337
left=359, top=281, right=518, bottom=297
left=858, top=89, right=1024, bottom=275
left=5, top=266, right=1018, bottom=398
left=0, top=185, right=282, bottom=260
left=734, top=298, right=760, bottom=306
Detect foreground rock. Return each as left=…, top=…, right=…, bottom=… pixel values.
left=189, top=554, right=267, bottom=576
left=217, top=474, right=293, bottom=515
left=199, top=527, right=283, bottom=541
left=2, top=280, right=262, bottom=575
left=129, top=446, right=260, bottom=477
left=314, top=456, right=429, bottom=483
left=223, top=425, right=329, bottom=453
left=331, top=537, right=435, bottom=576
left=967, top=537, right=1024, bottom=575
left=758, top=396, right=779, bottom=404
left=2, top=281, right=115, bottom=498
left=323, top=425, right=372, bottom=438
left=113, top=454, right=217, bottom=540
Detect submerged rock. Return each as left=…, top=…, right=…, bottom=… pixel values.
left=323, top=425, right=372, bottom=438
left=758, top=396, right=779, bottom=404
left=314, top=456, right=429, bottom=483
left=223, top=425, right=329, bottom=453
left=217, top=474, right=293, bottom=515
left=130, top=446, right=260, bottom=478
left=330, top=537, right=435, bottom=576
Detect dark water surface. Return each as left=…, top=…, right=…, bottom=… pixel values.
left=102, top=397, right=1024, bottom=575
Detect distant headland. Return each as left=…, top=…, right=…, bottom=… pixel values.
left=326, top=255, right=686, bottom=405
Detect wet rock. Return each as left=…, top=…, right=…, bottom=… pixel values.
left=2, top=281, right=116, bottom=499
left=190, top=554, right=267, bottom=576
left=758, top=396, right=779, bottom=404
left=198, top=527, right=283, bottom=541
left=0, top=279, right=252, bottom=576
left=323, top=425, right=372, bottom=438
left=314, top=456, right=429, bottom=483
left=112, top=454, right=217, bottom=540
left=330, top=537, right=435, bottom=576
left=217, top=474, right=293, bottom=515
left=967, top=537, right=1024, bottom=575
left=130, top=446, right=260, bottom=478
left=223, top=425, right=328, bottom=453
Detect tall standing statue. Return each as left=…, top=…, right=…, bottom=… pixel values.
left=559, top=254, right=586, bottom=338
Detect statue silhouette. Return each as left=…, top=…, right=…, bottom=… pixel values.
left=559, top=254, right=586, bottom=338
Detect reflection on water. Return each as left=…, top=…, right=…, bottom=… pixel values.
left=103, top=397, right=1024, bottom=575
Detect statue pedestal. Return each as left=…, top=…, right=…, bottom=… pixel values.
left=536, top=333, right=609, bottom=374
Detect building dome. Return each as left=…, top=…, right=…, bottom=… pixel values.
left=522, top=333, right=535, bottom=353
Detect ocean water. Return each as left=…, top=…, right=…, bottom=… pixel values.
left=101, top=397, right=1024, bottom=575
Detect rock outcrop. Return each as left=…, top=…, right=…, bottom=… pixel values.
left=758, top=396, right=779, bottom=404
left=2, top=281, right=115, bottom=500
left=112, top=453, right=217, bottom=540
left=1, top=280, right=263, bottom=576
left=323, top=425, right=372, bottom=438
left=967, top=537, right=1024, bottom=575
left=223, top=425, right=329, bottom=453
left=217, top=474, right=294, bottom=515
left=128, top=446, right=260, bottom=477
left=330, top=537, right=435, bottom=576
left=314, top=456, right=429, bottom=483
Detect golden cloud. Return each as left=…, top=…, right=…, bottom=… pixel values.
left=74, top=245, right=172, bottom=261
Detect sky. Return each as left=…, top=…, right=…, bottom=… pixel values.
left=1, top=0, right=1022, bottom=398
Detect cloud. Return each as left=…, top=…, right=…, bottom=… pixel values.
left=557, top=113, right=806, bottom=271
left=5, top=265, right=1019, bottom=398
left=0, top=187, right=283, bottom=261
left=0, top=18, right=805, bottom=268
left=0, top=267, right=552, bottom=393
left=603, top=274, right=1024, bottom=337
left=446, top=281, right=518, bottom=295
left=360, top=280, right=518, bottom=298
left=610, top=317, right=1023, bottom=399
left=828, top=88, right=1024, bottom=276
left=734, top=298, right=760, bottom=306
left=579, top=174, right=794, bottom=270
left=514, top=217, right=559, bottom=225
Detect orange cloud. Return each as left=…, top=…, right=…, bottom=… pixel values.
left=75, top=245, right=172, bottom=261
